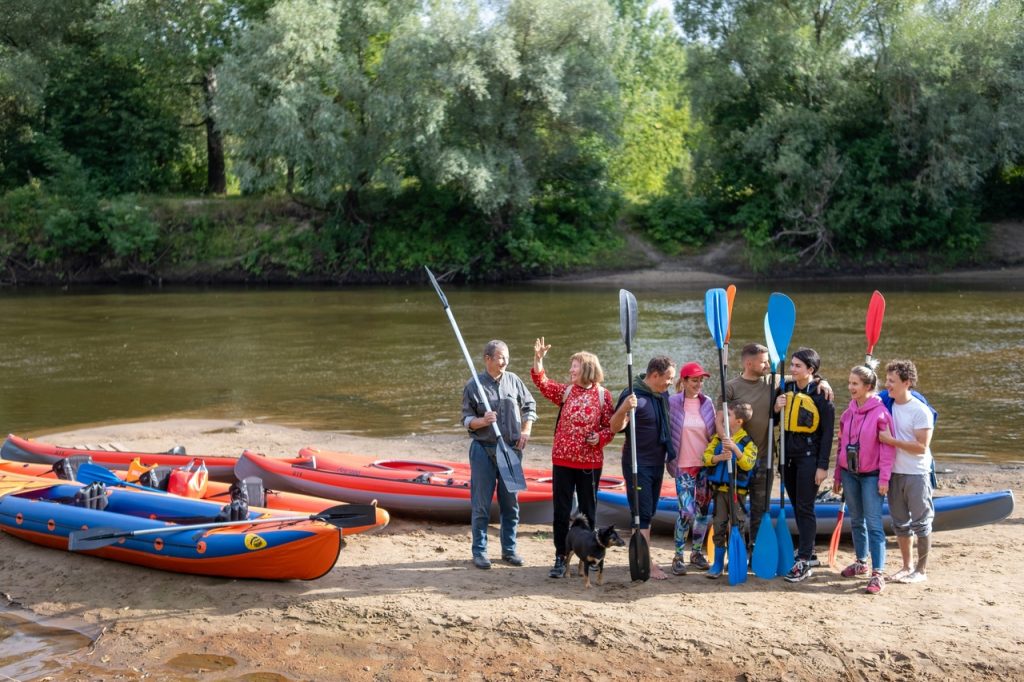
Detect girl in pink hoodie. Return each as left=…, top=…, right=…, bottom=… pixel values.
left=833, top=364, right=896, bottom=595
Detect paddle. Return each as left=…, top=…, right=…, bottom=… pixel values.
left=828, top=290, right=886, bottom=569
left=620, top=288, right=650, bottom=582
left=76, top=461, right=162, bottom=493
left=705, top=288, right=746, bottom=585
left=723, top=284, right=737, bottom=370
left=766, top=292, right=796, bottom=576
left=68, top=503, right=379, bottom=551
left=425, top=267, right=527, bottom=492
left=751, top=313, right=779, bottom=579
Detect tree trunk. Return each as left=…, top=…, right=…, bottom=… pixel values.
left=203, top=68, right=227, bottom=195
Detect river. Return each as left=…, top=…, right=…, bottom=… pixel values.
left=0, top=279, right=1020, bottom=463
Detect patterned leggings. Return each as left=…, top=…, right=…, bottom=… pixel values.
left=674, top=470, right=712, bottom=555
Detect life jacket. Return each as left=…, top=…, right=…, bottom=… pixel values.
left=784, top=384, right=820, bottom=433
left=706, top=433, right=756, bottom=490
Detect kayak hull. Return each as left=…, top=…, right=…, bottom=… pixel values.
left=0, top=472, right=341, bottom=580
left=2, top=434, right=238, bottom=482
left=596, top=486, right=1015, bottom=536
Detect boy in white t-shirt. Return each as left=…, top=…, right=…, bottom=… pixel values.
left=879, top=359, right=935, bottom=584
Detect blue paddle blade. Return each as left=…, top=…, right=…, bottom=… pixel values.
left=775, top=507, right=796, bottom=576
left=704, top=288, right=728, bottom=349
left=76, top=461, right=154, bottom=491
left=763, top=313, right=778, bottom=372
left=752, top=512, right=778, bottom=579
left=728, top=525, right=747, bottom=585
left=766, top=293, right=796, bottom=364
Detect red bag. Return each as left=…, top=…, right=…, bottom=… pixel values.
left=167, top=458, right=209, bottom=498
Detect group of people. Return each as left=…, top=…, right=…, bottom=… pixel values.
left=459, top=337, right=936, bottom=594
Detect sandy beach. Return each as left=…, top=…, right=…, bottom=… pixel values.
left=2, top=419, right=1023, bottom=681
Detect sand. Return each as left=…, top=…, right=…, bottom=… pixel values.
left=2, top=419, right=1022, bottom=681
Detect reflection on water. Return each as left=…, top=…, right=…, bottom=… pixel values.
left=0, top=280, right=1020, bottom=462
left=0, top=610, right=95, bottom=680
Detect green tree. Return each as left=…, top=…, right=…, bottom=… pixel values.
left=608, top=0, right=694, bottom=202
left=414, top=0, right=621, bottom=223
left=217, top=0, right=420, bottom=214
left=94, top=0, right=273, bottom=195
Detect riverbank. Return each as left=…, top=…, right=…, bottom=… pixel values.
left=3, top=420, right=1022, bottom=681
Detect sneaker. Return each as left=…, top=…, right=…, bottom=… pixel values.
left=784, top=560, right=813, bottom=583
left=548, top=555, right=567, bottom=579
left=671, top=556, right=688, bottom=576
left=472, top=555, right=491, bottom=570
left=900, top=571, right=928, bottom=584
left=502, top=553, right=525, bottom=566
left=841, top=560, right=870, bottom=578
left=889, top=567, right=914, bottom=582
left=866, top=573, right=885, bottom=595
left=689, top=551, right=711, bottom=571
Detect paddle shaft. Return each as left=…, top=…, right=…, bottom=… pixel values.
left=69, top=503, right=379, bottom=551
left=626, top=348, right=641, bottom=529
left=425, top=268, right=525, bottom=491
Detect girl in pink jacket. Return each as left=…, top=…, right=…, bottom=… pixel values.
left=833, top=364, right=896, bottom=595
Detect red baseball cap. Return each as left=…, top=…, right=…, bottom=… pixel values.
left=680, top=361, right=710, bottom=379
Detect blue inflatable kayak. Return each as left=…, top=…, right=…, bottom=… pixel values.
left=596, top=487, right=1014, bottom=536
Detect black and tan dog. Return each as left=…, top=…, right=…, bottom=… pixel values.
left=564, top=513, right=625, bottom=588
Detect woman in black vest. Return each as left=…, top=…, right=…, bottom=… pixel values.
left=774, top=347, right=835, bottom=582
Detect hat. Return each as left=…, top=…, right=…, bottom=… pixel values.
left=680, top=361, right=710, bottom=379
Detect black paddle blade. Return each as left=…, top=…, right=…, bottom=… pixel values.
left=424, top=267, right=449, bottom=309
left=69, top=526, right=130, bottom=552
left=494, top=441, right=527, bottom=492
left=629, top=532, right=651, bottom=582
left=619, top=289, right=638, bottom=349
left=316, top=504, right=381, bottom=529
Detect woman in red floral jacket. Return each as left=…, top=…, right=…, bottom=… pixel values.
left=532, top=337, right=632, bottom=579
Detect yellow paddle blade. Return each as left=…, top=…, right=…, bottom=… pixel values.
left=705, top=525, right=714, bottom=556
left=0, top=472, right=59, bottom=497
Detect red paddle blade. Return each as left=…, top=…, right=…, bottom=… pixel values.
left=865, top=290, right=885, bottom=357
left=828, top=505, right=845, bottom=569
left=725, top=285, right=737, bottom=343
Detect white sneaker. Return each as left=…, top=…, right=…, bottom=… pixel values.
left=899, top=571, right=928, bottom=584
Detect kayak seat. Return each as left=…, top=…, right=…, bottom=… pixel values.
left=230, top=476, right=267, bottom=508
left=295, top=456, right=317, bottom=470
left=53, top=455, right=93, bottom=481
left=139, top=466, right=173, bottom=491
left=73, top=482, right=108, bottom=511
left=216, top=498, right=250, bottom=522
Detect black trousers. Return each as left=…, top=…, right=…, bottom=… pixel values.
left=783, top=454, right=819, bottom=560
left=747, top=463, right=774, bottom=542
left=552, top=464, right=601, bottom=556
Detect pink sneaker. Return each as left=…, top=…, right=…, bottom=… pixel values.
left=840, top=561, right=869, bottom=578
left=866, top=573, right=885, bottom=595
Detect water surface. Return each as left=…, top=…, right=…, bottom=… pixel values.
left=0, top=280, right=1020, bottom=462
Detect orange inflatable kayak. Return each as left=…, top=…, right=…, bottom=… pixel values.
left=0, top=471, right=357, bottom=580
left=0, top=458, right=389, bottom=536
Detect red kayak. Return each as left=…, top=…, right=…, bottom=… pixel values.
left=236, top=448, right=626, bottom=523
left=2, top=434, right=238, bottom=482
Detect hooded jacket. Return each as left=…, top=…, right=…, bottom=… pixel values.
left=834, top=394, right=897, bottom=487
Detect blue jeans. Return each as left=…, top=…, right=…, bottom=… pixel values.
left=469, top=441, right=519, bottom=558
left=841, top=468, right=886, bottom=572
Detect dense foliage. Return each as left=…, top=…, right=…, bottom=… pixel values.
left=0, top=0, right=1020, bottom=282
